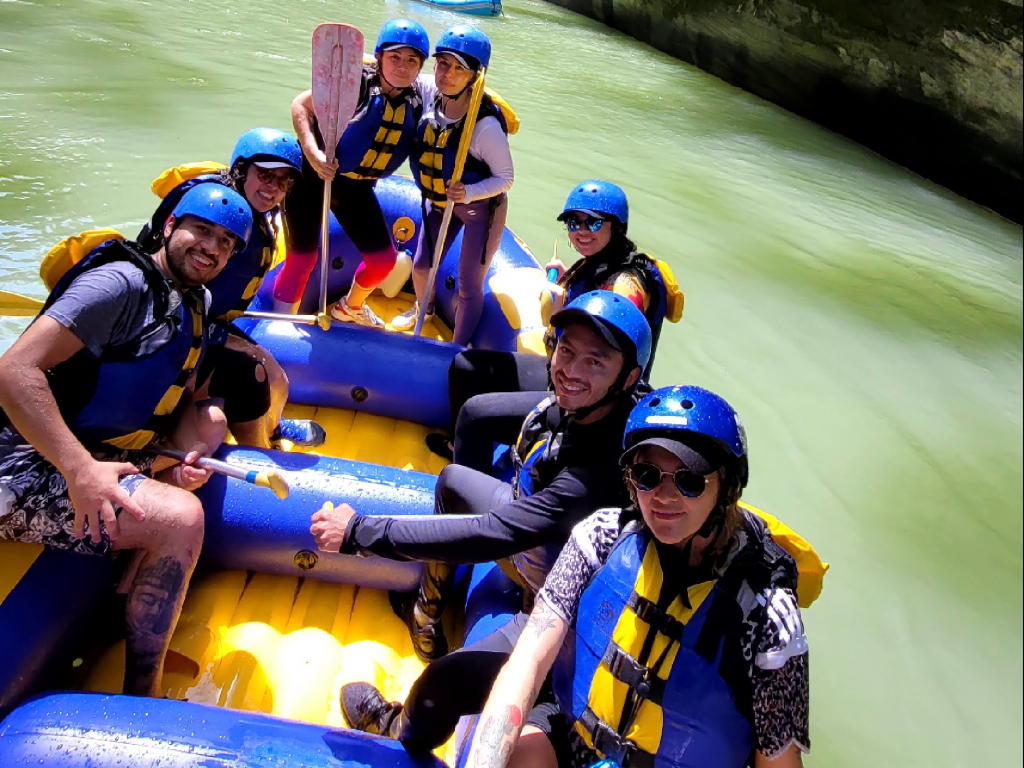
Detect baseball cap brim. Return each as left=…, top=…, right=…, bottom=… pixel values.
left=556, top=208, right=605, bottom=222
left=252, top=161, right=295, bottom=170
left=550, top=308, right=623, bottom=353
left=620, top=437, right=716, bottom=474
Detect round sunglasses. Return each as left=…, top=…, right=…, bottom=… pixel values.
left=254, top=166, right=295, bottom=192
left=564, top=216, right=606, bottom=234
left=627, top=462, right=711, bottom=498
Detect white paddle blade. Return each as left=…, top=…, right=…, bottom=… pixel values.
left=311, top=23, right=365, bottom=161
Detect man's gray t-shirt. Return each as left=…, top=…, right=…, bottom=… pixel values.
left=42, top=261, right=162, bottom=356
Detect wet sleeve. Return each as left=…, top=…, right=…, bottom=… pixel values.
left=42, top=263, right=150, bottom=356
left=537, top=508, right=622, bottom=623
left=341, top=465, right=616, bottom=563
left=462, top=117, right=514, bottom=203
left=751, top=587, right=811, bottom=757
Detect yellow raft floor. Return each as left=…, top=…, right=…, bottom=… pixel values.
left=0, top=294, right=465, bottom=763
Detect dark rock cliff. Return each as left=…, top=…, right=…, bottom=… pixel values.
left=547, top=0, right=1023, bottom=222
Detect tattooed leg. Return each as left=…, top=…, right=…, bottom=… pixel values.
left=123, top=554, right=188, bottom=695
left=111, top=478, right=205, bottom=697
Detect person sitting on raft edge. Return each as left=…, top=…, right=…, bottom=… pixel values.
left=273, top=18, right=436, bottom=328
left=0, top=182, right=253, bottom=698
left=308, top=290, right=651, bottom=751
left=137, top=127, right=326, bottom=450
left=391, top=25, right=515, bottom=347
left=463, top=386, right=812, bottom=768
left=426, top=179, right=682, bottom=460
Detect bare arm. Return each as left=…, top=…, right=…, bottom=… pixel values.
left=756, top=744, right=803, bottom=767
left=464, top=599, right=569, bottom=768
left=292, top=89, right=337, bottom=181
left=0, top=316, right=144, bottom=540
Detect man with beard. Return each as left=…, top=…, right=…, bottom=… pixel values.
left=309, top=291, right=652, bottom=754
left=0, top=182, right=252, bottom=697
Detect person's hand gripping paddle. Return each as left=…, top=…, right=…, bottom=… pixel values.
left=312, top=23, right=364, bottom=329
left=413, top=66, right=488, bottom=337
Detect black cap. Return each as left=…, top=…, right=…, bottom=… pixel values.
left=550, top=308, right=624, bottom=353
left=620, top=436, right=720, bottom=475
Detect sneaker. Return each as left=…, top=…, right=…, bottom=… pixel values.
left=331, top=299, right=385, bottom=329
left=271, top=418, right=326, bottom=448
left=391, top=303, right=433, bottom=332
left=425, top=432, right=453, bottom=461
left=340, top=682, right=404, bottom=738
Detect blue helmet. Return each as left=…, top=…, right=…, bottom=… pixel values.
left=375, top=19, right=430, bottom=60
left=171, top=182, right=253, bottom=252
left=551, top=290, right=652, bottom=374
left=623, top=385, right=749, bottom=487
left=557, top=180, right=629, bottom=230
left=435, top=25, right=491, bottom=70
left=230, top=127, right=302, bottom=173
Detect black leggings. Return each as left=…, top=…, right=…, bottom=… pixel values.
left=453, top=390, right=548, bottom=474
left=399, top=612, right=564, bottom=753
left=446, top=350, right=550, bottom=432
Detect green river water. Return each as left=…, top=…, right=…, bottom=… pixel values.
left=1, top=1, right=1021, bottom=765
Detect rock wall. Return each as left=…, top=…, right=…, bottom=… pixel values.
left=547, top=0, right=1023, bottom=222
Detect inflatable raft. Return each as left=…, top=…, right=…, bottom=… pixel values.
left=412, top=0, right=502, bottom=17
left=0, top=176, right=542, bottom=766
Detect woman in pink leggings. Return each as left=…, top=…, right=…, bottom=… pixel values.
left=274, top=19, right=436, bottom=328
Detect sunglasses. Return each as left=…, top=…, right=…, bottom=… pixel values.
left=627, top=463, right=710, bottom=498
left=565, top=216, right=606, bottom=234
left=254, top=166, right=295, bottom=192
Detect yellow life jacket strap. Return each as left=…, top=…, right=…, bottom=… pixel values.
left=651, top=258, right=684, bottom=323
left=103, top=290, right=205, bottom=451
left=40, top=229, right=126, bottom=291
left=739, top=501, right=828, bottom=608
left=150, top=161, right=228, bottom=199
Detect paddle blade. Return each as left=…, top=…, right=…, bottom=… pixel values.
left=311, top=23, right=365, bottom=162
left=0, top=290, right=44, bottom=317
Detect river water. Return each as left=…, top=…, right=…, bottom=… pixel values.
left=1, top=0, right=1021, bottom=764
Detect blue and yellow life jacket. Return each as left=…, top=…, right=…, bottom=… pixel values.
left=335, top=67, right=422, bottom=181
left=562, top=250, right=683, bottom=378
left=138, top=164, right=277, bottom=324
left=552, top=513, right=798, bottom=768
left=40, top=239, right=206, bottom=451
left=409, top=94, right=508, bottom=209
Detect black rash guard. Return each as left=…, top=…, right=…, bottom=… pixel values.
left=339, top=398, right=633, bottom=564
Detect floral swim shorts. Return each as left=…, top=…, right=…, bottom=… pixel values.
left=0, top=426, right=153, bottom=557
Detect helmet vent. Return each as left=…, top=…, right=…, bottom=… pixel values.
left=648, top=397, right=661, bottom=407
left=681, top=399, right=694, bottom=409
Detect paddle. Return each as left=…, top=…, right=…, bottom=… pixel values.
left=146, top=445, right=290, bottom=500
left=311, top=23, right=364, bottom=326
left=413, top=67, right=489, bottom=337
left=0, top=290, right=43, bottom=317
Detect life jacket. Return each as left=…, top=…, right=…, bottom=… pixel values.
left=409, top=94, right=508, bottom=209
left=40, top=239, right=206, bottom=451
left=336, top=66, right=423, bottom=181
left=552, top=512, right=800, bottom=768
left=137, top=163, right=277, bottom=323
left=562, top=251, right=683, bottom=377
left=507, top=395, right=574, bottom=593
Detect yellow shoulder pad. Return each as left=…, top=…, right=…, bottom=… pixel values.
left=485, top=88, right=519, bottom=136
left=150, top=161, right=227, bottom=199
left=40, top=229, right=126, bottom=291
left=739, top=501, right=828, bottom=608
left=652, top=258, right=683, bottom=323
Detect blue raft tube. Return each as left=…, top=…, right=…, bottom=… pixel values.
left=412, top=0, right=502, bottom=17
left=0, top=176, right=544, bottom=766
